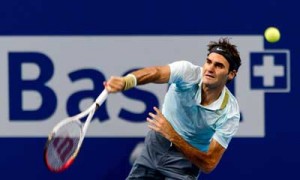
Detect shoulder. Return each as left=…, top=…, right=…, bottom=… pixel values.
left=224, top=88, right=240, bottom=121
left=226, top=89, right=239, bottom=110
left=169, top=60, right=202, bottom=84
left=169, top=60, right=200, bottom=70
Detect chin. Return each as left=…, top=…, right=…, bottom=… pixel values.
left=202, top=78, right=213, bottom=84
left=202, top=80, right=212, bottom=86
left=202, top=79, right=218, bottom=88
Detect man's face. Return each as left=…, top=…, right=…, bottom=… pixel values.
left=202, top=52, right=235, bottom=88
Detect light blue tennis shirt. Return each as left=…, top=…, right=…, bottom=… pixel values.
left=162, top=60, right=240, bottom=152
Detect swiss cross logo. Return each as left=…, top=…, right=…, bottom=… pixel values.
left=250, top=50, right=290, bottom=92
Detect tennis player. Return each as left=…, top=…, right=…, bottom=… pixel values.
left=105, top=37, right=241, bottom=179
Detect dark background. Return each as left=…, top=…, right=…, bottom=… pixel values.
left=0, top=0, right=299, bottom=179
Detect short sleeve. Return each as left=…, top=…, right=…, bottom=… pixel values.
left=169, top=60, right=202, bottom=85
left=212, top=109, right=240, bottom=149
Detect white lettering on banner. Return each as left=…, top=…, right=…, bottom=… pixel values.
left=0, top=36, right=290, bottom=137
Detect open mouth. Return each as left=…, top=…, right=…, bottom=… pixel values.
left=205, top=74, right=214, bottom=78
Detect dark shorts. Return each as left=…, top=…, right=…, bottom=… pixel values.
left=126, top=130, right=200, bottom=180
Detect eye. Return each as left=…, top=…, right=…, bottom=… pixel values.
left=215, top=62, right=224, bottom=69
left=206, top=58, right=212, bottom=64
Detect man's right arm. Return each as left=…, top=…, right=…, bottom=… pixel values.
left=132, top=65, right=170, bottom=85
left=105, top=65, right=170, bottom=93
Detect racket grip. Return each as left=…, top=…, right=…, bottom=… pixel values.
left=95, top=89, right=108, bottom=106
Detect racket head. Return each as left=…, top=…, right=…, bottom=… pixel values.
left=44, top=119, right=82, bottom=173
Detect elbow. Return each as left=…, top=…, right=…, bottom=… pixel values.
left=199, top=159, right=218, bottom=174
left=201, top=166, right=215, bottom=174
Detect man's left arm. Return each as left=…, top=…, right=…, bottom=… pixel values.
left=147, top=107, right=225, bottom=174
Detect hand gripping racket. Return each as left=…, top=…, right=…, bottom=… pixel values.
left=44, top=89, right=108, bottom=173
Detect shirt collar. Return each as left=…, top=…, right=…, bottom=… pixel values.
left=196, top=81, right=229, bottom=110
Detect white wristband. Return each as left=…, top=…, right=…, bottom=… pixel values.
left=123, top=74, right=137, bottom=90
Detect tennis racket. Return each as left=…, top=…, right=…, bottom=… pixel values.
left=44, top=89, right=108, bottom=173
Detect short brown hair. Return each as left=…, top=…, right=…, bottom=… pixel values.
left=207, top=37, right=241, bottom=72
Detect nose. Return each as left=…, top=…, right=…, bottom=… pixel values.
left=206, top=63, right=215, bottom=72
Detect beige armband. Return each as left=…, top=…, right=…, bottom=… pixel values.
left=123, top=74, right=137, bottom=90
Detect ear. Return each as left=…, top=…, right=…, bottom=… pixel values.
left=228, top=70, right=237, bottom=81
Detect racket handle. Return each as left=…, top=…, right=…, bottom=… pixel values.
left=95, top=89, right=108, bottom=106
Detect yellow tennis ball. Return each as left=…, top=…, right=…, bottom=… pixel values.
left=264, top=27, right=280, bottom=43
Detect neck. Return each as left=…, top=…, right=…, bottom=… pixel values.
left=201, top=84, right=224, bottom=106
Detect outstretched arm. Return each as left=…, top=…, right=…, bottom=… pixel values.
left=147, top=107, right=226, bottom=174
left=105, top=65, right=170, bottom=93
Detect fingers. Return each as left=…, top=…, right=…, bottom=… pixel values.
left=148, top=111, right=161, bottom=123
left=147, top=107, right=172, bottom=139
left=153, top=106, right=162, bottom=115
left=103, top=81, right=112, bottom=92
left=146, top=117, right=158, bottom=131
left=104, top=81, right=113, bottom=93
left=148, top=112, right=156, bottom=119
left=105, top=76, right=125, bottom=93
left=147, top=107, right=163, bottom=130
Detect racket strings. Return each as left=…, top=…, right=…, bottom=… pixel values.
left=45, top=121, right=82, bottom=171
